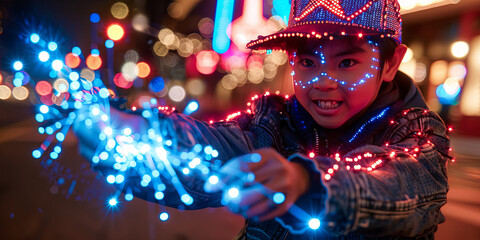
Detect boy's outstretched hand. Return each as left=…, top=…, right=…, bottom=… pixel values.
left=205, top=148, right=310, bottom=222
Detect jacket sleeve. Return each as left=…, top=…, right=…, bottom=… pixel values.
left=92, top=111, right=256, bottom=210
left=285, top=108, right=450, bottom=237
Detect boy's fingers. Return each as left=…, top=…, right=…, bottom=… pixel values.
left=227, top=152, right=268, bottom=173
left=257, top=203, right=290, bottom=222
left=205, top=153, right=266, bottom=193
left=237, top=184, right=270, bottom=208
left=244, top=198, right=275, bottom=219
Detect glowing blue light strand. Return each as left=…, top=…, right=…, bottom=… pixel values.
left=19, top=30, right=324, bottom=232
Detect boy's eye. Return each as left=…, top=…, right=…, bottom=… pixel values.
left=338, top=59, right=358, bottom=68
left=300, top=59, right=316, bottom=68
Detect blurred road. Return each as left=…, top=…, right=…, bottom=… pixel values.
left=0, top=102, right=479, bottom=239
left=435, top=135, right=480, bottom=239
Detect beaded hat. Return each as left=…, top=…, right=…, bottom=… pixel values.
left=247, top=0, right=402, bottom=52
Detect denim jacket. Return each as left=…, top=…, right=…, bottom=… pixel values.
left=99, top=72, right=450, bottom=239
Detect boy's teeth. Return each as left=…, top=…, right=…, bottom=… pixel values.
left=316, top=100, right=340, bottom=109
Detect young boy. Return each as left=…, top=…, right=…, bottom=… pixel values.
left=75, top=0, right=450, bottom=239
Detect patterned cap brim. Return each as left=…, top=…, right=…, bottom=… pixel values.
left=247, top=21, right=398, bottom=53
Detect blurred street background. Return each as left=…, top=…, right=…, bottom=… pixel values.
left=1, top=0, right=480, bottom=239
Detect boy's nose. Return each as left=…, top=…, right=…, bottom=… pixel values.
left=313, top=73, right=338, bottom=91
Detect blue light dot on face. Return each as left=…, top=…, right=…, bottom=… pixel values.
left=155, top=191, right=164, bottom=200
left=72, top=46, right=82, bottom=55
left=308, top=218, right=321, bottom=230
left=30, top=33, right=40, bottom=43
left=92, top=156, right=100, bottom=164
left=273, top=192, right=285, bottom=204
left=48, top=42, right=58, bottom=51
left=39, top=51, right=50, bottom=62
left=90, top=13, right=100, bottom=23
left=38, top=127, right=45, bottom=134
left=108, top=198, right=118, bottom=206
left=181, top=194, right=193, bottom=205
left=32, top=150, right=42, bottom=159
left=106, top=175, right=116, bottom=184
left=91, top=49, right=100, bottom=56
left=182, top=168, right=190, bottom=175
left=13, top=61, right=23, bottom=71
left=105, top=39, right=114, bottom=48
left=125, top=193, right=134, bottom=201
left=159, top=212, right=169, bottom=221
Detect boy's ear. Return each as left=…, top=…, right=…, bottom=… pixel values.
left=381, top=44, right=408, bottom=82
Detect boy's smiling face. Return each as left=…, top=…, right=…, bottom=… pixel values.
left=291, top=37, right=390, bottom=129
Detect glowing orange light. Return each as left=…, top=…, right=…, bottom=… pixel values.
left=113, top=73, right=133, bottom=89
left=35, top=81, right=52, bottom=96
left=65, top=53, right=81, bottom=68
left=107, top=24, right=125, bottom=41
left=309, top=152, right=315, bottom=158
left=324, top=174, right=331, bottom=180
left=108, top=89, right=116, bottom=98
left=86, top=54, right=102, bottom=70
left=136, top=62, right=151, bottom=78
left=0, top=72, right=3, bottom=84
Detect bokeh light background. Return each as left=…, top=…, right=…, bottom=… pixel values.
left=1, top=0, right=480, bottom=239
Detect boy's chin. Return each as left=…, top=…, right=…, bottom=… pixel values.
left=313, top=117, right=346, bottom=129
